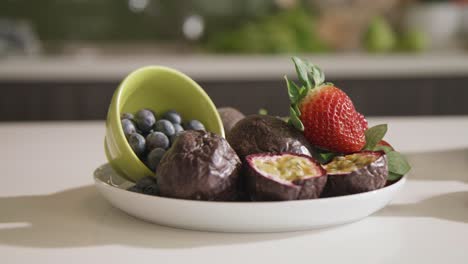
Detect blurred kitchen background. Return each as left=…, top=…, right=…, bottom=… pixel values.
left=1, top=0, right=468, bottom=120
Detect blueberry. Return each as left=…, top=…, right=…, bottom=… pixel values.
left=127, top=185, right=142, bottom=193
left=142, top=184, right=159, bottom=196
left=121, top=112, right=134, bottom=120
left=147, top=148, right=166, bottom=172
left=121, top=118, right=137, bottom=138
left=184, top=120, right=205, bottom=131
left=134, top=109, right=156, bottom=133
left=154, top=119, right=175, bottom=137
left=173, top=123, right=184, bottom=134
left=135, top=175, right=157, bottom=189
left=128, top=133, right=146, bottom=157
left=141, top=129, right=154, bottom=138
left=146, top=131, right=170, bottom=150
left=134, top=176, right=159, bottom=195
left=162, top=110, right=182, bottom=124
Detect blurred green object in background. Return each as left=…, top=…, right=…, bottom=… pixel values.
left=398, top=29, right=428, bottom=52
left=204, top=22, right=267, bottom=53
left=274, top=8, right=328, bottom=53
left=205, top=8, right=329, bottom=54
left=262, top=17, right=299, bottom=53
left=364, top=16, right=397, bottom=53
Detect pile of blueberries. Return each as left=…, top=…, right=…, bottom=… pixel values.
left=127, top=176, right=159, bottom=195
left=121, top=108, right=205, bottom=172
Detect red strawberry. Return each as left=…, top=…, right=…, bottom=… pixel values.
left=358, top=113, right=368, bottom=130
left=286, top=57, right=367, bottom=153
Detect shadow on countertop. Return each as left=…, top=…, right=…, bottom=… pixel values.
left=0, top=185, right=326, bottom=249
left=406, top=148, right=468, bottom=182
left=374, top=148, right=468, bottom=223
left=376, top=191, right=468, bottom=224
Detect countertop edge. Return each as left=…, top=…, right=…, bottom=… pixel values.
left=1, top=54, right=468, bottom=82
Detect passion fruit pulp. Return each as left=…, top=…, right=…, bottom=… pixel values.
left=246, top=153, right=327, bottom=201
left=323, top=151, right=388, bottom=197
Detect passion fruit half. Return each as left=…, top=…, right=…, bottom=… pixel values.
left=323, top=151, right=388, bottom=197
left=246, top=153, right=327, bottom=201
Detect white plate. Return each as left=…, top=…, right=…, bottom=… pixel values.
left=94, top=163, right=406, bottom=233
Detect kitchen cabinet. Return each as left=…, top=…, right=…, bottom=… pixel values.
left=1, top=54, right=467, bottom=120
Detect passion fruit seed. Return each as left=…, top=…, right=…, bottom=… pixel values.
left=253, top=155, right=319, bottom=181
left=326, top=153, right=378, bottom=173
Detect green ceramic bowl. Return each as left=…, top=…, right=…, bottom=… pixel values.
left=105, top=66, right=224, bottom=182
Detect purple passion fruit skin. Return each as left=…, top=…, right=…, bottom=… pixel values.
left=246, top=153, right=327, bottom=201
left=227, top=115, right=315, bottom=160
left=227, top=115, right=316, bottom=200
left=157, top=130, right=242, bottom=201
left=323, top=151, right=388, bottom=197
left=217, top=107, right=245, bottom=135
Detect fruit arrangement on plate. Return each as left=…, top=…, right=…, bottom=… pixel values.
left=118, top=57, right=411, bottom=202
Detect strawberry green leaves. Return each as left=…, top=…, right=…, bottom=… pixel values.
left=316, top=151, right=337, bottom=164
left=306, top=61, right=325, bottom=88
left=292, top=56, right=325, bottom=88
left=285, top=76, right=305, bottom=105
left=364, top=124, right=411, bottom=181
left=287, top=57, right=327, bottom=132
left=289, top=106, right=304, bottom=131
left=364, top=124, right=387, bottom=150
left=285, top=76, right=306, bottom=131
left=292, top=57, right=312, bottom=89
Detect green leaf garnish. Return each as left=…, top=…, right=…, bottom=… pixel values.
left=364, top=124, right=388, bottom=150
left=317, top=152, right=336, bottom=164
left=387, top=151, right=411, bottom=176
left=362, top=124, right=410, bottom=181
left=363, top=125, right=410, bottom=181
left=387, top=172, right=403, bottom=181
left=310, top=147, right=338, bottom=164
left=374, top=145, right=393, bottom=154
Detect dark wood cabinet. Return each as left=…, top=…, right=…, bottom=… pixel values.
left=1, top=76, right=467, bottom=121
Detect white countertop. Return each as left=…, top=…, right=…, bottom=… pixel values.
left=1, top=54, right=468, bottom=81
left=1, top=116, right=468, bottom=264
